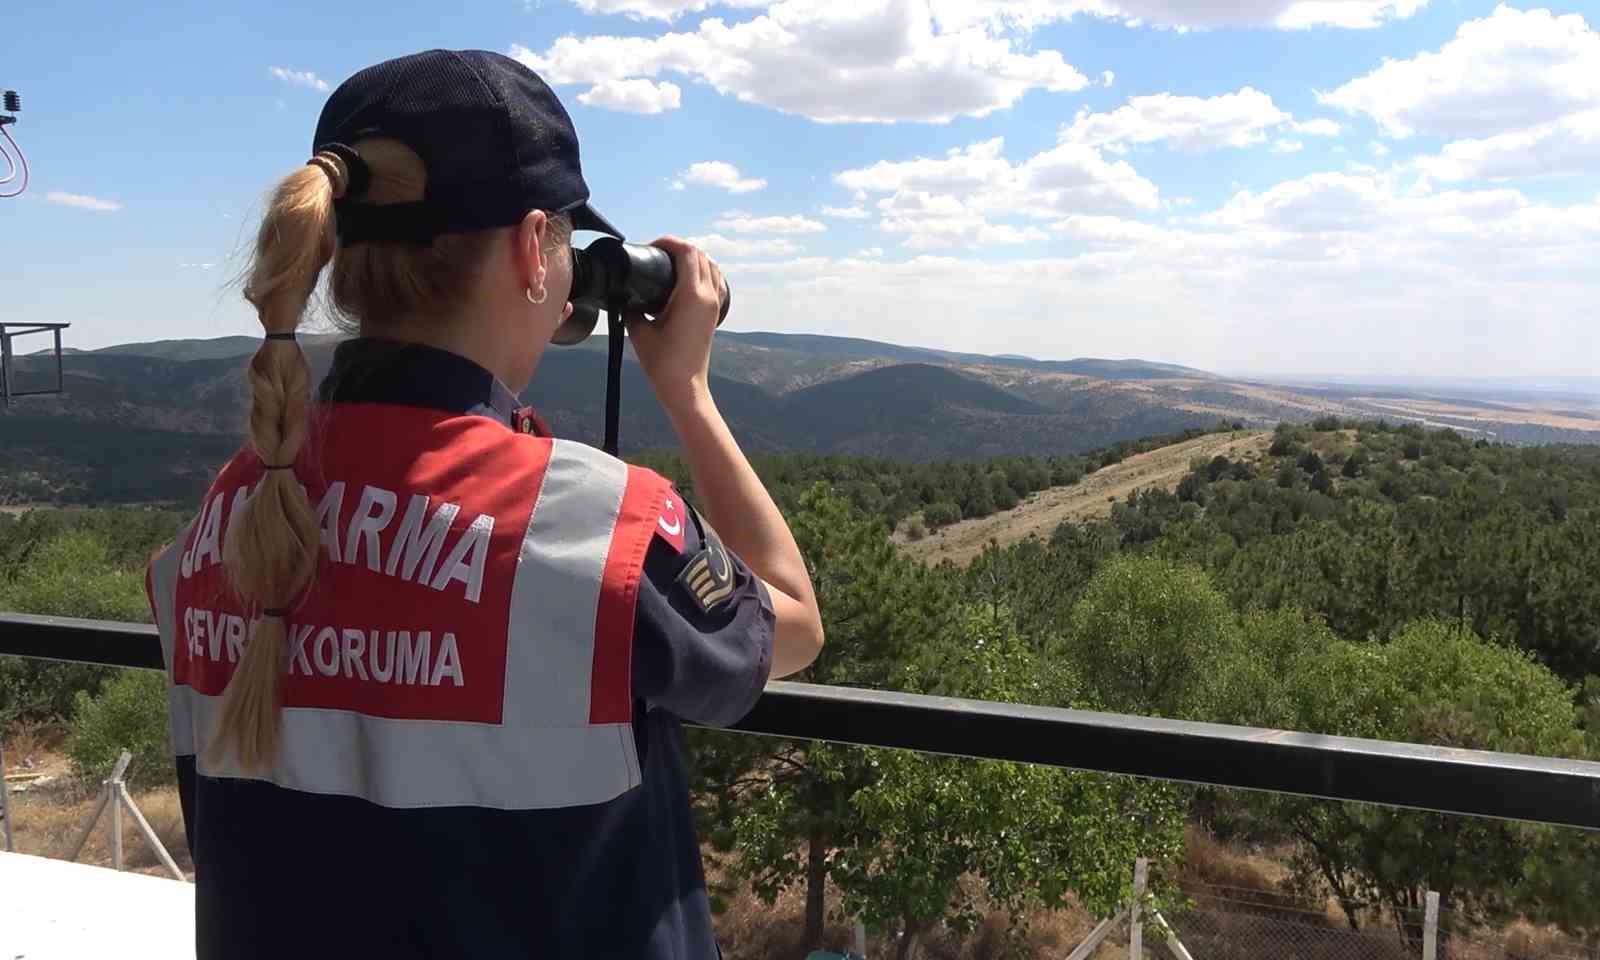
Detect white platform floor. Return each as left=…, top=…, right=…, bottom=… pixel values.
left=1, top=852, right=194, bottom=959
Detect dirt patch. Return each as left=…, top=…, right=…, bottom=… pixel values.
left=900, top=431, right=1272, bottom=566
left=3, top=733, right=192, bottom=880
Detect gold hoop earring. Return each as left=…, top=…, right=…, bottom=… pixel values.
left=526, top=286, right=548, bottom=305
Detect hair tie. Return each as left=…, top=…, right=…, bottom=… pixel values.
left=264, top=332, right=297, bottom=342
left=262, top=608, right=289, bottom=618
left=308, top=142, right=371, bottom=199
left=262, top=463, right=295, bottom=471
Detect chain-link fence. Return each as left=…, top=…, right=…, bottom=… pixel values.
left=1154, top=884, right=1413, bottom=960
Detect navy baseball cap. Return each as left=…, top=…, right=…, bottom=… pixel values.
left=312, top=49, right=621, bottom=245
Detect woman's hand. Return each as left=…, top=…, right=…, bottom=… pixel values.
left=626, top=235, right=726, bottom=415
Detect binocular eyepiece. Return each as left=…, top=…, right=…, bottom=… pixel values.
left=552, top=237, right=731, bottom=345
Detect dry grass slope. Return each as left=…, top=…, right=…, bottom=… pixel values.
left=899, top=431, right=1273, bottom=565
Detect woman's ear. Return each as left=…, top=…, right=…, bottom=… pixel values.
left=513, top=210, right=550, bottom=294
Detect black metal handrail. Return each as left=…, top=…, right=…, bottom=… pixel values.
left=6, top=611, right=1600, bottom=830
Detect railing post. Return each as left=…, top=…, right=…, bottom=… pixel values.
left=1423, top=890, right=1439, bottom=960
left=1130, top=857, right=1148, bottom=958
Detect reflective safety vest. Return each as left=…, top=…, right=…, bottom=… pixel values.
left=146, top=401, right=675, bottom=810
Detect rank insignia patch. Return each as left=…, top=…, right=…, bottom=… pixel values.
left=676, top=537, right=735, bottom=613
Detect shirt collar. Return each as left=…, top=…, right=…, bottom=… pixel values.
left=318, top=337, right=540, bottom=433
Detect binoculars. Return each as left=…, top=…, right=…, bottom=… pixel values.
left=553, top=238, right=732, bottom=345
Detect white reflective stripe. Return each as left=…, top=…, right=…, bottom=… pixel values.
left=184, top=689, right=638, bottom=810
left=504, top=439, right=629, bottom=729
left=148, top=541, right=194, bottom=757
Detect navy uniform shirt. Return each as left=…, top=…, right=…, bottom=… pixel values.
left=172, top=338, right=774, bottom=960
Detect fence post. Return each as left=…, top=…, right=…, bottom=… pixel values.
left=1130, top=858, right=1149, bottom=959
left=66, top=782, right=111, bottom=861
left=117, top=781, right=185, bottom=881
left=65, top=750, right=132, bottom=865
left=0, top=740, right=14, bottom=852
left=110, top=783, right=124, bottom=871
left=1150, top=909, right=1196, bottom=960
left=1064, top=916, right=1123, bottom=960
left=1423, top=891, right=1439, bottom=960
left=109, top=750, right=131, bottom=871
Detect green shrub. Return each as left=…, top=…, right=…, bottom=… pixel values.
left=0, top=530, right=152, bottom=622
left=903, top=516, right=928, bottom=541
left=0, top=530, right=153, bottom=725
left=923, top=501, right=961, bottom=528
left=0, top=659, right=115, bottom=727
left=67, top=669, right=174, bottom=790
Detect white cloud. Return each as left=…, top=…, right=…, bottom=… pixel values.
left=1416, top=108, right=1600, bottom=182
left=1020, top=141, right=1162, bottom=211
left=686, top=233, right=803, bottom=258
left=820, top=204, right=871, bottom=219
left=513, top=0, right=1088, bottom=124
left=1291, top=118, right=1341, bottom=136
left=674, top=160, right=767, bottom=193
left=1370, top=141, right=1391, bottom=157
left=1271, top=0, right=1425, bottom=29
left=268, top=66, right=330, bottom=92
left=834, top=136, right=1159, bottom=248
left=931, top=0, right=1426, bottom=31
left=836, top=138, right=1014, bottom=194
left=1320, top=5, right=1600, bottom=140
left=714, top=212, right=828, bottom=234
left=837, top=137, right=1159, bottom=215
left=179, top=262, right=216, bottom=270
left=576, top=77, right=682, bottom=113
left=722, top=168, right=1600, bottom=377
left=1272, top=138, right=1304, bottom=153
left=572, top=0, right=769, bottom=19
left=1209, top=171, right=1391, bottom=232
left=856, top=246, right=885, bottom=257
left=45, top=191, right=122, bottom=212
left=1101, top=69, right=1115, bottom=86
left=1063, top=88, right=1335, bottom=153
left=976, top=223, right=1051, bottom=245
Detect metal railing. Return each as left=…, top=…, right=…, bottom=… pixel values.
left=5, top=611, right=1600, bottom=831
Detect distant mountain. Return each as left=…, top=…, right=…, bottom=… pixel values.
left=783, top=363, right=1055, bottom=459
left=707, top=332, right=1213, bottom=383
left=5, top=329, right=1599, bottom=482
left=718, top=331, right=944, bottom=363
left=793, top=363, right=1047, bottom=417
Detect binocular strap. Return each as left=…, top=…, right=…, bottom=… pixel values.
left=603, top=306, right=625, bottom=457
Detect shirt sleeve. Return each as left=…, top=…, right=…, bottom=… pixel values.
left=631, top=495, right=775, bottom=728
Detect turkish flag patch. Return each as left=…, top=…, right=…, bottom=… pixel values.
left=656, top=492, right=687, bottom=553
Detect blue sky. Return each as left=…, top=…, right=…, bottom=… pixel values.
left=5, top=0, right=1598, bottom=376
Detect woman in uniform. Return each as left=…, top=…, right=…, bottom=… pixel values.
left=145, top=48, right=823, bottom=959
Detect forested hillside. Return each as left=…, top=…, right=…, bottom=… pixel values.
left=5, top=419, right=1600, bottom=957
